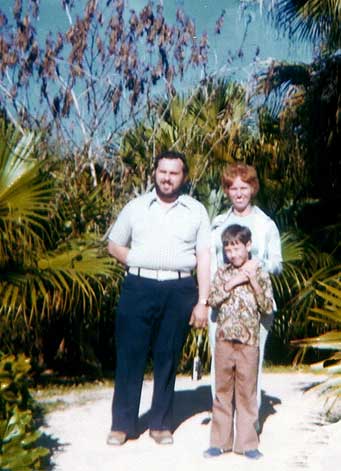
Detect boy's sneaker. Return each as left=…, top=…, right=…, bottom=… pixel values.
left=203, top=447, right=231, bottom=458
left=244, top=449, right=263, bottom=460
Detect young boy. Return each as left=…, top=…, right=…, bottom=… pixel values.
left=204, top=224, right=274, bottom=460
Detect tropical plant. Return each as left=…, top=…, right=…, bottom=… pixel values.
left=256, top=55, right=341, bottom=214
left=269, top=239, right=340, bottom=363
left=0, top=123, right=114, bottom=320
left=269, top=0, right=341, bottom=53
left=0, top=407, right=48, bottom=471
left=0, top=353, right=49, bottom=471
left=0, top=121, right=117, bottom=373
left=291, top=274, right=341, bottom=408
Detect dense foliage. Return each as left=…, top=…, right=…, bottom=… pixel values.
left=262, top=0, right=341, bottom=394
left=0, top=121, right=118, bottom=376
left=0, top=353, right=48, bottom=471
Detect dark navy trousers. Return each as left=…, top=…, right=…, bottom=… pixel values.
left=111, top=273, right=198, bottom=437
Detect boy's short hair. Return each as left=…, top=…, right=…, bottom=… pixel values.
left=221, top=224, right=252, bottom=246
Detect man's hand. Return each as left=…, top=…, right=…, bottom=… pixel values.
left=189, top=303, right=208, bottom=329
left=108, top=240, right=129, bottom=265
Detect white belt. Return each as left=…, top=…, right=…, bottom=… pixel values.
left=128, top=267, right=191, bottom=281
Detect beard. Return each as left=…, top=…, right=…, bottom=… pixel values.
left=154, top=180, right=183, bottom=201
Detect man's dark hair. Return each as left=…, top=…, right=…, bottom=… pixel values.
left=154, top=151, right=189, bottom=175
left=221, top=224, right=252, bottom=246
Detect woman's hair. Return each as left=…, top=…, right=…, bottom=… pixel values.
left=221, top=163, right=259, bottom=196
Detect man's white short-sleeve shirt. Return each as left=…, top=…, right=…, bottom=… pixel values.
left=108, top=190, right=211, bottom=272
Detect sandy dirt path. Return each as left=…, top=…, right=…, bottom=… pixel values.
left=40, top=372, right=341, bottom=471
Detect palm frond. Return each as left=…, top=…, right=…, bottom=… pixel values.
left=270, top=0, right=341, bottom=52
left=314, top=279, right=341, bottom=308
left=271, top=232, right=308, bottom=301
left=292, top=331, right=341, bottom=350
left=291, top=271, right=341, bottom=403
left=0, top=126, right=53, bottom=255
left=0, top=240, right=118, bottom=323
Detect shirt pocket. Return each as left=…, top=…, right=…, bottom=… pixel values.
left=172, top=214, right=198, bottom=243
left=131, top=213, right=153, bottom=242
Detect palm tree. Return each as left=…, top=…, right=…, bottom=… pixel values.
left=270, top=0, right=341, bottom=53
left=159, top=79, right=249, bottom=192
left=0, top=121, right=117, bottom=371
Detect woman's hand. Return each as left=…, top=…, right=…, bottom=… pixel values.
left=241, top=259, right=259, bottom=280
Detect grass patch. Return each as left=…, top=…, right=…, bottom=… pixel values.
left=33, top=378, right=113, bottom=413
left=34, top=378, right=112, bottom=398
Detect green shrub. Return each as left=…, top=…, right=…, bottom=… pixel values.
left=0, top=353, right=48, bottom=471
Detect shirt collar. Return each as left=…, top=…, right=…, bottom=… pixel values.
left=148, top=189, right=190, bottom=209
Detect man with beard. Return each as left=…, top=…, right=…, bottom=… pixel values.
left=106, top=151, right=211, bottom=446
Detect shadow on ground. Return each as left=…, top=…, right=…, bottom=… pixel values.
left=258, top=390, right=282, bottom=434
left=37, top=431, right=64, bottom=471
left=138, top=385, right=282, bottom=437
left=138, top=384, right=212, bottom=435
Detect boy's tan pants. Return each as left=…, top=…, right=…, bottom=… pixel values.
left=210, top=339, right=259, bottom=453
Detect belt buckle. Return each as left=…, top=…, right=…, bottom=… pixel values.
left=157, top=270, right=168, bottom=281
left=157, top=270, right=171, bottom=281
